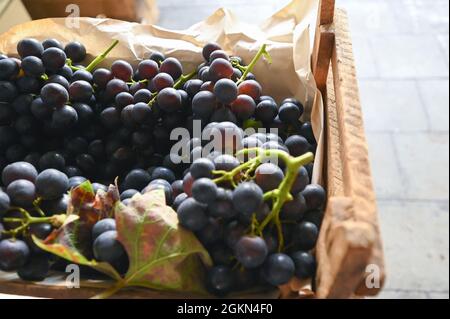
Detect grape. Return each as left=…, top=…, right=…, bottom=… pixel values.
left=130, top=102, right=152, bottom=125
left=64, top=42, right=86, bottom=63
left=51, top=105, right=78, bottom=129
left=254, top=163, right=284, bottom=192
left=68, top=176, right=87, bottom=189
left=235, top=236, right=268, bottom=269
left=42, top=38, right=63, bottom=50
left=18, top=255, right=51, bottom=282
left=42, top=47, right=66, bottom=72
left=160, top=57, right=183, bottom=80
left=76, top=154, right=96, bottom=174
left=213, top=154, right=240, bottom=172
left=255, top=99, right=278, bottom=124
left=183, top=79, right=203, bottom=98
left=133, top=89, right=152, bottom=104
left=111, top=60, right=133, bottom=81
left=291, top=222, right=319, bottom=251
left=182, top=172, right=194, bottom=196
left=282, top=98, right=304, bottom=113
left=202, top=43, right=221, bottom=61
left=303, top=209, right=324, bottom=229
left=291, top=251, right=316, bottom=279
left=151, top=167, right=176, bottom=184
left=122, top=169, right=151, bottom=191
left=0, top=58, right=20, bottom=80
left=230, top=94, right=256, bottom=121
left=209, top=58, right=233, bottom=82
left=0, top=81, right=18, bottom=103
left=210, top=244, right=233, bottom=266
left=72, top=69, right=93, bottom=83
left=93, top=230, right=128, bottom=270
left=232, top=182, right=263, bottom=215
left=192, top=178, right=218, bottom=204
left=302, top=184, right=326, bottom=210
left=138, top=60, right=159, bottom=79
left=291, top=166, right=310, bottom=194
left=196, top=217, right=223, bottom=247
left=92, top=218, right=117, bottom=241
left=100, top=107, right=121, bottom=129
left=17, top=38, right=44, bottom=58
left=2, top=161, right=38, bottom=186
left=15, top=76, right=39, bottom=94
left=279, top=102, right=301, bottom=124
left=41, top=83, right=69, bottom=108
left=12, top=94, right=33, bottom=115
left=208, top=188, right=238, bottom=219
left=238, top=80, right=262, bottom=100
left=0, top=239, right=30, bottom=271
left=151, top=73, right=174, bottom=92
left=176, top=198, right=208, bottom=231
left=69, top=80, right=93, bottom=103
left=242, top=136, right=263, bottom=149
left=200, top=81, right=214, bottom=93
left=114, top=92, right=134, bottom=110
left=285, top=135, right=310, bottom=157
left=120, top=189, right=139, bottom=201
left=35, top=169, right=69, bottom=200
left=300, top=122, right=316, bottom=144
left=206, top=266, right=235, bottom=296
left=190, top=158, right=215, bottom=179
left=192, top=91, right=216, bottom=119
left=210, top=107, right=237, bottom=124
left=48, top=74, right=70, bottom=90
left=93, top=68, right=113, bottom=89
left=39, top=152, right=66, bottom=171
left=262, top=253, right=295, bottom=286
left=280, top=193, right=307, bottom=222
left=105, top=79, right=129, bottom=99
left=57, top=65, right=73, bottom=80
left=171, top=180, right=184, bottom=197
left=29, top=223, right=53, bottom=239
left=214, top=79, right=238, bottom=104
left=149, top=51, right=165, bottom=63
left=157, top=87, right=182, bottom=113
left=0, top=190, right=11, bottom=215
left=93, top=183, right=109, bottom=194
left=6, top=179, right=36, bottom=207
left=209, top=50, right=229, bottom=62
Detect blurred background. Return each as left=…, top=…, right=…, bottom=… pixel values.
left=0, top=0, right=449, bottom=299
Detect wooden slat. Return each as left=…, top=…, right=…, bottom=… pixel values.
left=312, top=25, right=335, bottom=95
left=319, top=0, right=335, bottom=25
left=315, top=8, right=385, bottom=298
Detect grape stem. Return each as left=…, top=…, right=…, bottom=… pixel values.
left=2, top=207, right=67, bottom=238
left=85, top=40, right=120, bottom=72
left=213, top=148, right=314, bottom=252
left=236, top=44, right=271, bottom=85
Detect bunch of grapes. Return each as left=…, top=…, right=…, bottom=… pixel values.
left=0, top=38, right=324, bottom=296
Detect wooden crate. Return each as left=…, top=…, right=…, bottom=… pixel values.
left=0, top=0, right=385, bottom=299
left=21, top=0, right=158, bottom=23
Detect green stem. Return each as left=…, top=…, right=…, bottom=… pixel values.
left=257, top=152, right=314, bottom=251
left=66, top=59, right=82, bottom=71
left=85, top=40, right=119, bottom=72
left=237, top=44, right=271, bottom=85
left=173, top=70, right=197, bottom=89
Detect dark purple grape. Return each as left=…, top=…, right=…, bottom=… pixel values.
left=64, top=42, right=86, bottom=63
left=47, top=74, right=70, bottom=90
left=0, top=81, right=18, bottom=103
left=42, top=39, right=63, bottom=50
left=157, top=87, right=182, bottom=113
left=232, top=182, right=263, bottom=215
left=214, top=79, right=238, bottom=105
left=176, top=198, right=208, bottom=231
left=280, top=193, right=307, bottom=222
left=42, top=47, right=66, bottom=72
left=105, top=79, right=129, bottom=100
left=16, top=76, right=40, bottom=94
left=52, top=105, right=78, bottom=129
left=0, top=58, right=19, bottom=80
left=41, top=83, right=69, bottom=108
left=255, top=163, right=284, bottom=192
left=209, top=58, right=233, bottom=82
left=111, top=60, right=133, bottom=81
left=138, top=59, right=159, bottom=79
left=209, top=50, right=229, bottom=62
left=255, top=99, right=278, bottom=124
left=291, top=251, right=316, bottom=279
left=235, top=236, right=268, bottom=269
left=93, top=68, right=113, bottom=89
left=279, top=102, right=301, bottom=125
left=231, top=94, right=256, bottom=120
left=17, top=38, right=44, bottom=58
left=202, top=43, right=221, bottom=61
left=100, top=107, right=121, bottom=129
left=262, top=253, right=295, bottom=286
left=151, top=73, right=174, bottom=92
left=160, top=57, right=183, bottom=80
left=69, top=80, right=93, bottom=103
left=149, top=51, right=165, bottom=63
left=291, top=166, right=310, bottom=194
left=0, top=239, right=30, bottom=271
left=71, top=69, right=93, bottom=83
left=133, top=89, right=152, bottom=104
left=302, top=184, right=326, bottom=210
left=192, top=91, right=216, bottom=119
left=6, top=179, right=36, bottom=207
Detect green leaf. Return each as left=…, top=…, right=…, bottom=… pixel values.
left=32, top=232, right=121, bottom=281
left=115, top=189, right=212, bottom=295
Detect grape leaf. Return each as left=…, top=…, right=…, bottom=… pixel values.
left=115, top=189, right=213, bottom=295
left=32, top=181, right=122, bottom=280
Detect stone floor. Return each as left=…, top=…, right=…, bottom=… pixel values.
left=0, top=0, right=448, bottom=299
left=157, top=0, right=450, bottom=299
